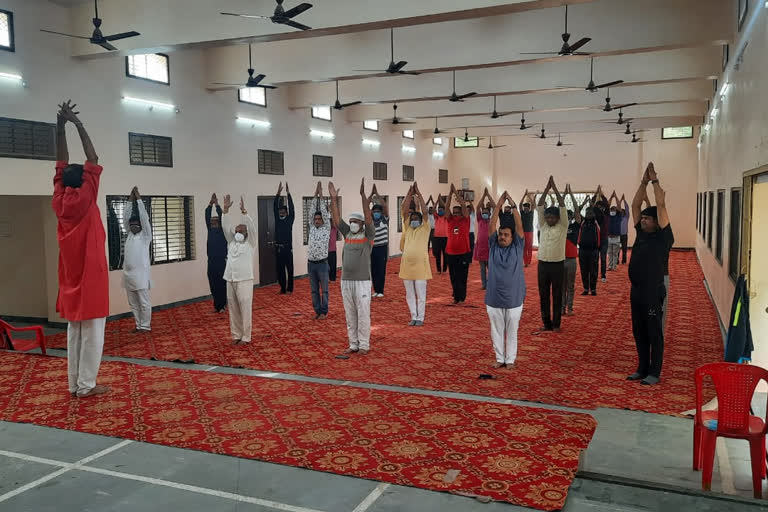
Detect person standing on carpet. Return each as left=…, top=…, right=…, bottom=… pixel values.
left=445, top=184, right=472, bottom=304
left=222, top=195, right=257, bottom=345
left=399, top=182, right=432, bottom=326
left=368, top=184, right=389, bottom=298
left=52, top=100, right=110, bottom=398
left=328, top=221, right=340, bottom=282
left=274, top=182, right=295, bottom=294
left=519, top=190, right=535, bottom=267
left=307, top=181, right=331, bottom=320
left=562, top=185, right=583, bottom=317
left=536, top=176, right=568, bottom=332
left=607, top=191, right=623, bottom=272
left=592, top=186, right=610, bottom=283
left=578, top=201, right=601, bottom=297
left=330, top=179, right=375, bottom=355
left=426, top=196, right=436, bottom=251
left=432, top=197, right=449, bottom=274
left=205, top=194, right=228, bottom=313
left=485, top=190, right=526, bottom=368
left=122, top=186, right=152, bottom=333
left=619, top=194, right=630, bottom=265
left=474, top=188, right=493, bottom=290
left=627, top=163, right=674, bottom=386
left=467, top=198, right=476, bottom=253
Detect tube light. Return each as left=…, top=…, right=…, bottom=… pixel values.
left=310, top=129, right=335, bottom=139
left=236, top=116, right=271, bottom=128
left=402, top=145, right=415, bottom=153
left=432, top=151, right=444, bottom=159
left=703, top=123, right=710, bottom=132
left=362, top=138, right=380, bottom=147
left=0, top=72, right=23, bottom=81
left=719, top=83, right=730, bottom=97
left=122, top=96, right=179, bottom=112
left=710, top=107, right=718, bottom=119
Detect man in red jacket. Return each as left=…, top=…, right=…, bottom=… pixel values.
left=53, top=100, right=110, bottom=398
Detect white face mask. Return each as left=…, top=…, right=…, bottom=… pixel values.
left=410, top=220, right=421, bottom=228
left=610, top=211, right=617, bottom=217
left=349, top=222, right=361, bottom=234
left=234, top=232, right=245, bottom=243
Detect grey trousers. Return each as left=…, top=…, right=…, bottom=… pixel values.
left=562, top=258, right=577, bottom=312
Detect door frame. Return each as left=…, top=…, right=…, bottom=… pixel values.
left=741, top=164, right=768, bottom=284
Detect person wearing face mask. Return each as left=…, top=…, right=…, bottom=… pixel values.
left=578, top=202, right=601, bottom=296
left=426, top=197, right=436, bottom=251
left=368, top=184, right=390, bottom=298
left=445, top=183, right=472, bottom=304
left=274, top=182, right=295, bottom=294
left=473, top=188, right=494, bottom=290
left=122, top=186, right=153, bottom=333
left=205, top=193, right=228, bottom=313
left=592, top=186, right=610, bottom=283
left=398, top=182, right=432, bottom=326
left=431, top=196, right=449, bottom=273
left=467, top=198, right=476, bottom=253
left=519, top=191, right=535, bottom=267
left=607, top=190, right=623, bottom=271
left=329, top=179, right=376, bottom=355
left=619, top=194, right=630, bottom=264
left=307, top=181, right=331, bottom=320
left=222, top=195, right=257, bottom=345
left=536, top=176, right=568, bottom=333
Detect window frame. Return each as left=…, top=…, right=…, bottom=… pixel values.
left=363, top=120, right=379, bottom=132
left=312, top=154, right=333, bottom=177
left=715, top=189, right=725, bottom=264
left=125, top=53, right=170, bottom=86
left=738, top=0, right=749, bottom=32
left=372, top=161, right=387, bottom=181
left=0, top=117, right=56, bottom=160
left=0, top=9, right=14, bottom=53
left=728, top=188, right=742, bottom=282
left=402, top=164, right=414, bottom=182
left=432, top=137, right=443, bottom=145
left=696, top=193, right=701, bottom=233
left=707, top=191, right=714, bottom=250
left=438, top=169, right=449, bottom=184
left=128, top=132, right=174, bottom=168
left=454, top=136, right=479, bottom=148
left=238, top=87, right=267, bottom=108
left=702, top=192, right=708, bottom=240
left=661, top=126, right=694, bottom=140
left=257, top=149, right=284, bottom=175
left=311, top=106, right=332, bottom=122
left=402, top=130, right=414, bottom=140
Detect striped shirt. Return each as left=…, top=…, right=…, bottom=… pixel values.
left=373, top=216, right=389, bottom=246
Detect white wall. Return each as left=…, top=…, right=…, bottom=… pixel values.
left=0, top=0, right=451, bottom=320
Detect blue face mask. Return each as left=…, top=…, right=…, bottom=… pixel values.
left=481, top=213, right=490, bottom=220
left=410, top=220, right=421, bottom=228
left=373, top=212, right=382, bottom=221
left=437, top=210, right=445, bottom=216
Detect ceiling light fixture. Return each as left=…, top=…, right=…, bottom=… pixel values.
left=0, top=72, right=26, bottom=87
left=236, top=116, right=270, bottom=128
left=122, top=96, right=179, bottom=112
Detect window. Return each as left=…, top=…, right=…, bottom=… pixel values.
left=715, top=190, right=725, bottom=264
left=301, top=196, right=339, bottom=245
left=257, top=149, right=284, bottom=175
left=722, top=44, right=729, bottom=71
left=373, top=162, right=387, bottom=181
left=313, top=154, right=333, bottom=177
left=696, top=193, right=700, bottom=232
left=402, top=130, right=414, bottom=140
left=363, top=120, right=378, bottom=131
left=106, top=195, right=195, bottom=270
left=454, top=136, right=479, bottom=148
left=126, top=54, right=169, bottom=85
left=729, top=188, right=742, bottom=281
left=707, top=191, right=714, bottom=249
left=0, top=117, right=56, bottom=160
left=129, top=133, right=173, bottom=167
left=0, top=9, right=14, bottom=52
left=662, top=126, right=694, bottom=139
left=738, top=0, right=748, bottom=31
left=311, top=106, right=332, bottom=121
left=239, top=87, right=266, bottom=107
left=402, top=165, right=414, bottom=182
left=439, top=169, right=449, bottom=184
left=433, top=137, right=443, bottom=145
left=702, top=192, right=708, bottom=240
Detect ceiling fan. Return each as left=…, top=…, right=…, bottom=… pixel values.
left=487, top=137, right=507, bottom=150
left=212, top=44, right=277, bottom=89
left=532, top=126, right=547, bottom=139
left=354, top=28, right=420, bottom=75
left=458, top=128, right=485, bottom=143
left=448, top=71, right=477, bottom=102
left=490, top=96, right=510, bottom=119
left=519, top=113, right=535, bottom=130
left=584, top=58, right=622, bottom=92
left=603, top=89, right=637, bottom=112
left=433, top=117, right=450, bottom=135
left=549, top=133, right=574, bottom=147
left=600, top=108, right=634, bottom=125
left=620, top=130, right=646, bottom=143
left=521, top=5, right=592, bottom=56
left=385, top=104, right=416, bottom=125
left=221, top=0, right=313, bottom=31
left=40, top=0, right=139, bottom=51
left=331, top=81, right=361, bottom=110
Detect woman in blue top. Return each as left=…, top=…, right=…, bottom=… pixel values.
left=485, top=190, right=526, bottom=369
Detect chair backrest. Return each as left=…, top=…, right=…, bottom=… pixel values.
left=0, top=318, right=11, bottom=349
left=695, top=362, right=768, bottom=435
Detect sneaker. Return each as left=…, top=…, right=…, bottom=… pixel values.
left=641, top=375, right=660, bottom=386
left=581, top=290, right=589, bottom=296
left=408, top=320, right=417, bottom=326
left=414, top=321, right=424, bottom=327
left=601, top=277, right=606, bottom=283
left=626, top=372, right=646, bottom=381
left=590, top=290, right=597, bottom=296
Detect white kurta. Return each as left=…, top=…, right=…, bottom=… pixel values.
left=67, top=317, right=106, bottom=396
left=122, top=200, right=152, bottom=291
left=222, top=212, right=257, bottom=282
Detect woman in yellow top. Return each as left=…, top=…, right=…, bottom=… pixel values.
left=399, top=182, right=432, bottom=326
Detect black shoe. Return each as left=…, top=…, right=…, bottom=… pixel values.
left=626, top=372, right=647, bottom=381
left=590, top=290, right=597, bottom=296
left=641, top=375, right=660, bottom=386
left=581, top=290, right=589, bottom=296
left=280, top=290, right=287, bottom=295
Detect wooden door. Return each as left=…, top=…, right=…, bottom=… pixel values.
left=257, top=196, right=277, bottom=285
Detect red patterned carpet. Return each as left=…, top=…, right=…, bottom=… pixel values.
left=47, top=251, right=722, bottom=415
left=0, top=352, right=596, bottom=510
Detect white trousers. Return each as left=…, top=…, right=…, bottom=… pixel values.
left=67, top=317, right=106, bottom=396
left=341, top=280, right=371, bottom=350
left=126, top=288, right=152, bottom=330
left=227, top=280, right=254, bottom=342
left=486, top=305, right=523, bottom=364
left=403, top=279, right=427, bottom=321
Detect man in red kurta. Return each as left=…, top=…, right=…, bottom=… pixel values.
left=53, top=100, right=110, bottom=398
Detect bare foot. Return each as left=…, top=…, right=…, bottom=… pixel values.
left=492, top=362, right=505, bottom=369
left=343, top=348, right=359, bottom=354
left=358, top=349, right=369, bottom=355
left=77, top=385, right=110, bottom=398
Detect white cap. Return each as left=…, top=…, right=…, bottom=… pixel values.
left=210, top=208, right=220, bottom=219
left=349, top=212, right=364, bottom=222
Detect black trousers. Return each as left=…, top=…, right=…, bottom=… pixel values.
left=432, top=237, right=448, bottom=272
left=620, top=234, right=628, bottom=264
left=207, top=260, right=227, bottom=311
left=328, top=251, right=337, bottom=281
left=469, top=232, right=475, bottom=253
left=275, top=246, right=294, bottom=292
left=371, top=245, right=388, bottom=294
left=631, top=285, right=666, bottom=378
left=538, top=260, right=564, bottom=329
left=446, top=252, right=471, bottom=302
left=578, top=249, right=599, bottom=292
left=599, top=242, right=608, bottom=278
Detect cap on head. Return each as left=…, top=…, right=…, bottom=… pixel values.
left=349, top=212, right=364, bottom=222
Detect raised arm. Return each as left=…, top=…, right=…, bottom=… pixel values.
left=60, top=101, right=97, bottom=164
left=647, top=163, right=669, bottom=229
left=56, top=105, right=69, bottom=163
left=621, top=194, right=629, bottom=216
left=286, top=183, right=295, bottom=222
left=239, top=197, right=257, bottom=248
left=538, top=178, right=553, bottom=207
left=550, top=177, right=565, bottom=207
left=273, top=182, right=282, bottom=219
left=446, top=184, right=455, bottom=213
left=360, top=178, right=373, bottom=226
left=509, top=195, right=524, bottom=239
left=489, top=191, right=506, bottom=237
left=567, top=185, right=582, bottom=223
left=413, top=182, right=427, bottom=214
left=401, top=184, right=414, bottom=221
left=328, top=182, right=341, bottom=228
left=135, top=191, right=152, bottom=241
left=631, top=165, right=650, bottom=225
left=221, top=194, right=235, bottom=243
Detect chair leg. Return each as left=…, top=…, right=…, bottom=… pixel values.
left=36, top=327, right=47, bottom=356
left=693, top=423, right=702, bottom=471
left=762, top=438, right=767, bottom=479
left=749, top=438, right=764, bottom=499
left=701, top=430, right=718, bottom=491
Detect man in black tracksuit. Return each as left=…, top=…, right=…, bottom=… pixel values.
left=274, top=182, right=295, bottom=294
left=578, top=207, right=601, bottom=296
left=205, top=194, right=228, bottom=312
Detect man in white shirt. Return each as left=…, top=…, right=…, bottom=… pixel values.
left=123, top=186, right=152, bottom=333
left=222, top=195, right=257, bottom=345
left=307, top=181, right=331, bottom=320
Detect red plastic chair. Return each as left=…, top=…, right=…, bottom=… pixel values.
left=0, top=318, right=47, bottom=355
left=694, top=362, right=768, bottom=498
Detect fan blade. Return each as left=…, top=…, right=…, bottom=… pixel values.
left=568, top=37, right=591, bottom=52
left=252, top=74, right=266, bottom=84
left=212, top=82, right=244, bottom=86
left=392, top=61, right=408, bottom=72
left=398, top=71, right=422, bottom=76
left=341, top=101, right=362, bottom=108
left=256, top=84, right=278, bottom=89
left=614, top=102, right=637, bottom=109
left=104, top=31, right=140, bottom=41
left=353, top=69, right=386, bottom=72
left=282, top=3, right=313, bottom=18
left=283, top=19, right=312, bottom=30
left=492, top=145, right=507, bottom=148
left=98, top=41, right=118, bottom=51
left=220, top=12, right=271, bottom=19
left=39, top=29, right=91, bottom=39
left=596, top=80, right=623, bottom=89
left=519, top=52, right=559, bottom=55
left=391, top=121, right=416, bottom=125
left=457, top=92, right=477, bottom=100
